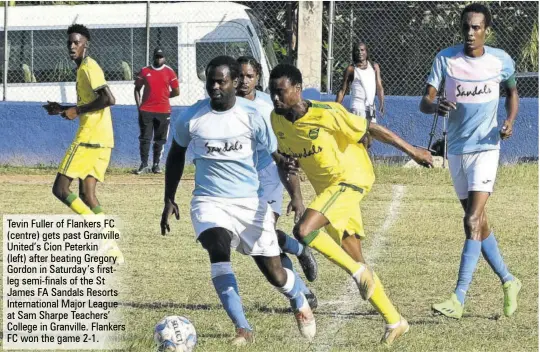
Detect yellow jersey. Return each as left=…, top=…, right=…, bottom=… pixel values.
left=271, top=101, right=375, bottom=194
left=74, top=57, right=114, bottom=148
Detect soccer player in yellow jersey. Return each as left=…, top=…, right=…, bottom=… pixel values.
left=269, top=64, right=433, bottom=347
left=43, top=24, right=122, bottom=262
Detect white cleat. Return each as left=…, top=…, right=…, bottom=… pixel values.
left=294, top=298, right=316, bottom=341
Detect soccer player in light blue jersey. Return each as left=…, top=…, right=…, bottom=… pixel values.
left=236, top=56, right=319, bottom=289
left=160, top=56, right=315, bottom=346
left=420, top=3, right=521, bottom=319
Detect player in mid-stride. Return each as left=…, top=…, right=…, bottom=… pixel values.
left=421, top=3, right=521, bottom=319
left=161, top=56, right=315, bottom=346
left=269, top=63, right=433, bottom=347
left=42, top=24, right=123, bottom=262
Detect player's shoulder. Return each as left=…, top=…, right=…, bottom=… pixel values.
left=163, top=65, right=177, bottom=75
left=254, top=90, right=273, bottom=106
left=436, top=45, right=463, bottom=59
left=82, top=56, right=102, bottom=70
left=484, top=46, right=513, bottom=63
left=179, top=99, right=210, bottom=122
left=236, top=96, right=262, bottom=116
left=304, top=100, right=347, bottom=122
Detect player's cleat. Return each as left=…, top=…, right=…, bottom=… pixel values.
left=432, top=293, right=463, bottom=319
left=503, top=277, right=522, bottom=317
left=305, top=289, right=318, bottom=310
left=297, top=246, right=318, bottom=282
left=381, top=316, right=409, bottom=347
left=230, top=328, right=254, bottom=346
left=353, top=265, right=376, bottom=300
left=135, top=163, right=151, bottom=175
left=152, top=163, right=162, bottom=174
left=294, top=299, right=316, bottom=340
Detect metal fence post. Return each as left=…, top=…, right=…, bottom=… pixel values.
left=145, top=0, right=150, bottom=67
left=286, top=1, right=293, bottom=64
left=3, top=0, right=8, bottom=101
left=326, top=0, right=335, bottom=94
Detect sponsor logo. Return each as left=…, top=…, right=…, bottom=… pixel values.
left=277, top=131, right=286, bottom=139
left=283, top=145, right=323, bottom=159
left=456, top=84, right=492, bottom=98
left=482, top=179, right=492, bottom=184
left=267, top=200, right=276, bottom=204
left=205, top=141, right=243, bottom=154
left=308, top=128, right=320, bottom=140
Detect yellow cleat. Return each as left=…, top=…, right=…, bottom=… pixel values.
left=432, top=293, right=463, bottom=319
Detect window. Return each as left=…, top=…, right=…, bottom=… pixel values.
left=0, top=27, right=178, bottom=83
left=196, top=41, right=253, bottom=81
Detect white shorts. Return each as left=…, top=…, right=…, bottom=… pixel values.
left=448, top=149, right=500, bottom=199
left=190, top=196, right=280, bottom=257
left=350, top=108, right=377, bottom=124
left=258, top=162, right=284, bottom=215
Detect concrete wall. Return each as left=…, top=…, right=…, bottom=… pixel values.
left=0, top=96, right=537, bottom=167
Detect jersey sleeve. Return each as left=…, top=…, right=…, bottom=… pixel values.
left=134, top=68, right=145, bottom=86
left=173, top=108, right=192, bottom=147
left=500, top=51, right=516, bottom=82
left=254, top=111, right=277, bottom=154
left=169, top=69, right=179, bottom=89
left=84, top=60, right=108, bottom=92
left=328, top=105, right=369, bottom=143
left=426, top=52, right=445, bottom=90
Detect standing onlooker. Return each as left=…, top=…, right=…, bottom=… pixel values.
left=134, top=47, right=180, bottom=174
left=336, top=41, right=385, bottom=123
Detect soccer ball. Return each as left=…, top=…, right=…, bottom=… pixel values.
left=154, top=316, right=197, bottom=352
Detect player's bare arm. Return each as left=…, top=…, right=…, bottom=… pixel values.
left=272, top=152, right=305, bottom=223
left=59, top=86, right=116, bottom=120
left=501, top=85, right=519, bottom=140
left=134, top=75, right=143, bottom=110
left=161, top=140, right=186, bottom=235
left=373, top=63, right=385, bottom=116
left=170, top=86, right=180, bottom=98
left=369, top=123, right=433, bottom=167
left=335, top=65, right=354, bottom=104
left=420, top=85, right=456, bottom=116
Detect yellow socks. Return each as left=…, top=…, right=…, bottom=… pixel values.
left=369, top=273, right=400, bottom=325
left=303, top=230, right=363, bottom=275
left=64, top=193, right=94, bottom=215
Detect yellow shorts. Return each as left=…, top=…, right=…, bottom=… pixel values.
left=58, top=143, right=111, bottom=182
left=308, top=182, right=368, bottom=244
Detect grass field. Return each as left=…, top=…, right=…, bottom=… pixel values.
left=0, top=164, right=538, bottom=351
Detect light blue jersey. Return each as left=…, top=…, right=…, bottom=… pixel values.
left=427, top=44, right=515, bottom=154
left=252, top=91, right=275, bottom=171
left=174, top=97, right=278, bottom=198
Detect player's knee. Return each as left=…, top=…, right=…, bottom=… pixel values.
left=199, top=229, right=231, bottom=263
left=265, top=265, right=287, bottom=287
left=464, top=213, right=482, bottom=237
left=276, top=229, right=287, bottom=247
left=293, top=222, right=312, bottom=242
left=52, top=183, right=68, bottom=201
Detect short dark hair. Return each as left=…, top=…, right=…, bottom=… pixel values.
left=461, top=3, right=492, bottom=28
left=206, top=56, right=240, bottom=80
left=270, top=64, right=302, bottom=85
left=237, top=56, right=262, bottom=76
left=67, top=24, right=91, bottom=41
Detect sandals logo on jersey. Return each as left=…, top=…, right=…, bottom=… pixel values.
left=205, top=141, right=243, bottom=154
left=286, top=145, right=323, bottom=159
left=308, top=128, right=320, bottom=140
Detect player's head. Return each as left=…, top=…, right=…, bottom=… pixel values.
left=236, top=56, right=262, bottom=99
left=67, top=24, right=90, bottom=62
left=352, top=41, right=369, bottom=64
left=205, top=56, right=240, bottom=109
left=153, top=47, right=166, bottom=68
left=460, top=3, right=492, bottom=52
left=269, top=64, right=303, bottom=115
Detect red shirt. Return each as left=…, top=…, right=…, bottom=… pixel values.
left=136, top=65, right=179, bottom=113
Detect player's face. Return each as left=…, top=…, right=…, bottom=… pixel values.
left=461, top=12, right=487, bottom=52
left=206, top=65, right=238, bottom=106
left=353, top=44, right=367, bottom=63
left=269, top=76, right=301, bottom=115
left=67, top=33, right=87, bottom=61
left=237, top=63, right=259, bottom=98
left=153, top=55, right=165, bottom=67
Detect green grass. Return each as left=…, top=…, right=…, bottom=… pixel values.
left=0, top=164, right=537, bottom=351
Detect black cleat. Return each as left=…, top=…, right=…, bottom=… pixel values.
left=298, top=246, right=318, bottom=282
left=152, top=163, right=162, bottom=174
left=134, top=163, right=151, bottom=175
left=305, top=290, right=318, bottom=311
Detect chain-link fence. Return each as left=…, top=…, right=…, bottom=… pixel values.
left=323, top=1, right=538, bottom=97
left=0, top=1, right=296, bottom=105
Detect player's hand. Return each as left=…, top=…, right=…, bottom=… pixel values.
left=283, top=157, right=300, bottom=176
left=437, top=99, right=456, bottom=116
left=412, top=147, right=433, bottom=168
left=42, top=101, right=63, bottom=115
left=61, top=107, right=79, bottom=120
left=287, top=196, right=305, bottom=223
left=500, top=120, right=513, bottom=140
left=160, top=199, right=180, bottom=235
left=378, top=104, right=385, bottom=118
